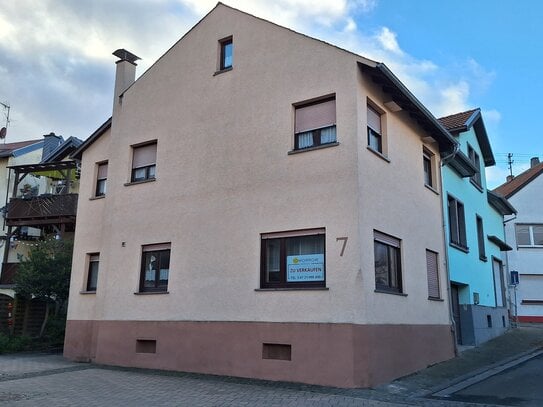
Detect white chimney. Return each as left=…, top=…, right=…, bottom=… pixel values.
left=112, top=49, right=140, bottom=112
left=530, top=157, right=540, bottom=168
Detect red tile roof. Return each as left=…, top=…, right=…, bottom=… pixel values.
left=438, top=109, right=479, bottom=131
left=0, top=140, right=42, bottom=157
left=493, top=161, right=543, bottom=198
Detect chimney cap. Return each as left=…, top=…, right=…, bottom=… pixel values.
left=113, top=49, right=141, bottom=64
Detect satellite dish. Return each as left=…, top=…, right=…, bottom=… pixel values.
left=0, top=127, right=6, bottom=139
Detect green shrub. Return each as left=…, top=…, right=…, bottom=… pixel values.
left=0, top=333, right=33, bottom=354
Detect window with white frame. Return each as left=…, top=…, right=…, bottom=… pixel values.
left=515, top=224, right=543, bottom=247
left=131, top=142, right=157, bottom=182
left=423, top=148, right=436, bottom=188
left=95, top=162, right=108, bottom=197
left=294, top=97, right=336, bottom=150
left=367, top=104, right=383, bottom=153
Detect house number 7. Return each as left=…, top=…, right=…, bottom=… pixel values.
left=336, top=237, right=348, bottom=256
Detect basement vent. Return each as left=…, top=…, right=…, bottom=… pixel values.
left=136, top=339, right=156, bottom=354
left=262, top=343, right=291, bottom=361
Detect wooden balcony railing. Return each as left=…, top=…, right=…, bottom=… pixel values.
left=5, top=193, right=78, bottom=226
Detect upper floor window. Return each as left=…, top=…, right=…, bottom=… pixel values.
left=86, top=253, right=100, bottom=292
left=367, top=104, right=383, bottom=153
left=261, top=229, right=325, bottom=289
left=468, top=144, right=482, bottom=188
left=516, top=224, right=543, bottom=247
left=140, top=243, right=171, bottom=292
left=374, top=230, right=402, bottom=293
left=220, top=37, right=233, bottom=70
left=294, top=97, right=336, bottom=150
left=423, top=148, right=436, bottom=189
left=448, top=195, right=468, bottom=250
left=476, top=215, right=486, bottom=261
left=131, top=142, right=157, bottom=182
left=95, top=162, right=108, bottom=197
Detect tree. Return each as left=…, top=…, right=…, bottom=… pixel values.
left=14, top=239, right=73, bottom=337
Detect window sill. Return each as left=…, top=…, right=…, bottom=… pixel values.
left=366, top=146, right=390, bottom=162
left=374, top=289, right=407, bottom=297
left=134, top=291, right=169, bottom=295
left=213, top=67, right=233, bottom=76
left=424, top=184, right=439, bottom=195
left=517, top=245, right=543, bottom=249
left=124, top=178, right=156, bottom=187
left=288, top=142, right=339, bottom=155
left=89, top=195, right=105, bottom=201
left=480, top=256, right=488, bottom=262
left=255, top=287, right=329, bottom=292
left=79, top=290, right=96, bottom=295
left=470, top=179, right=484, bottom=192
left=428, top=297, right=444, bottom=302
left=450, top=242, right=469, bottom=253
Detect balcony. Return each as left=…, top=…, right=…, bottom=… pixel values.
left=0, top=262, right=18, bottom=286
left=5, top=194, right=78, bottom=227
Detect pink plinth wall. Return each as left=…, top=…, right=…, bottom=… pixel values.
left=64, top=320, right=454, bottom=388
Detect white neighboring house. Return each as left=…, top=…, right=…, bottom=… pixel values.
left=494, top=157, right=543, bottom=323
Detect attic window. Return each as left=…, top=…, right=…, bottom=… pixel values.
left=219, top=37, right=233, bottom=70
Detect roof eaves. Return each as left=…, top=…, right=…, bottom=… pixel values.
left=472, top=113, right=495, bottom=167
left=487, top=190, right=517, bottom=216
left=359, top=62, right=458, bottom=155
left=447, top=149, right=477, bottom=178
left=487, top=235, right=513, bottom=251
left=71, top=118, right=112, bottom=160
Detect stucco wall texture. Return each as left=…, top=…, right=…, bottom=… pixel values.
left=65, top=4, right=455, bottom=387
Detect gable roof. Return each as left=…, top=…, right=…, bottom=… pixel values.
left=438, top=108, right=494, bottom=166
left=75, top=3, right=457, bottom=158
left=41, top=136, right=83, bottom=163
left=493, top=160, right=543, bottom=198
left=0, top=139, right=42, bottom=158
left=71, top=118, right=111, bottom=160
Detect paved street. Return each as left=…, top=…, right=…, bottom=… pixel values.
left=447, top=353, right=543, bottom=406
left=0, top=355, right=414, bottom=407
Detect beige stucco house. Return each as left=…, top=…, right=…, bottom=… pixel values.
left=65, top=3, right=459, bottom=388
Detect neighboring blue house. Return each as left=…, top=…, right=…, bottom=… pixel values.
left=438, top=109, right=516, bottom=346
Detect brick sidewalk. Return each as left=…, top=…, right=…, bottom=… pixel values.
left=1, top=327, right=542, bottom=406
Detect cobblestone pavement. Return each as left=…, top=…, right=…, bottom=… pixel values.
left=0, top=326, right=541, bottom=407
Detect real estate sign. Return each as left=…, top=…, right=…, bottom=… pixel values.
left=287, top=254, right=324, bottom=282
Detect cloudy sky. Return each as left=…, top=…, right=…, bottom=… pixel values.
left=1, top=0, right=541, bottom=187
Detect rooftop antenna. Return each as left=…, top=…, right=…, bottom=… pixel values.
left=0, top=101, right=10, bottom=143
left=507, top=153, right=514, bottom=177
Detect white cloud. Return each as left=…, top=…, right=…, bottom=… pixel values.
left=0, top=0, right=500, bottom=143
left=376, top=27, right=403, bottom=55
left=482, top=109, right=502, bottom=124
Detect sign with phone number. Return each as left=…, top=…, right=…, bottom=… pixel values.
left=287, top=254, right=324, bottom=282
